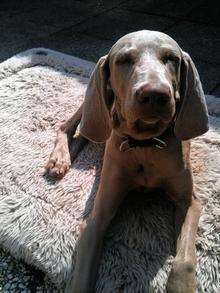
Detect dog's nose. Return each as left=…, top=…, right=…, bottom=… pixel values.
left=135, top=83, right=171, bottom=106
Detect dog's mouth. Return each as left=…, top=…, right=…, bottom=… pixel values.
left=135, top=118, right=160, bottom=132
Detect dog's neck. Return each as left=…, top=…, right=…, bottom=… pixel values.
left=118, top=125, right=174, bottom=152
left=119, top=136, right=167, bottom=152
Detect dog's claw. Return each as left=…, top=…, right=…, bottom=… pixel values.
left=45, top=147, right=71, bottom=179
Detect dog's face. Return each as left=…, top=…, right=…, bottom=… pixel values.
left=80, top=30, right=208, bottom=143
left=108, top=31, right=181, bottom=140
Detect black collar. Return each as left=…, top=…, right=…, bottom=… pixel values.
left=119, top=136, right=167, bottom=152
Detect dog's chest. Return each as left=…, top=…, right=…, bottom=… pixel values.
left=131, top=144, right=184, bottom=189
left=135, top=156, right=161, bottom=188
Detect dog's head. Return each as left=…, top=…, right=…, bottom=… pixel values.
left=80, top=30, right=209, bottom=142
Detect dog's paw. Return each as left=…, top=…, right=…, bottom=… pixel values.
left=166, top=260, right=196, bottom=293
left=45, top=146, right=71, bottom=179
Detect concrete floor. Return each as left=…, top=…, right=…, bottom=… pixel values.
left=0, top=0, right=220, bottom=94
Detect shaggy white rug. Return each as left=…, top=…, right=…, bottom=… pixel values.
left=0, top=48, right=219, bottom=292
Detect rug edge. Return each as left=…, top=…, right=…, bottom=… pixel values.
left=0, top=47, right=95, bottom=81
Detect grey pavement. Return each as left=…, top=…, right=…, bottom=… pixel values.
left=0, top=0, right=220, bottom=94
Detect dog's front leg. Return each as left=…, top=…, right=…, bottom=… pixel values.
left=166, top=172, right=202, bottom=293
left=66, top=141, right=131, bottom=293
left=45, top=104, right=87, bottom=178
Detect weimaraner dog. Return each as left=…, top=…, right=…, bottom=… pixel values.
left=46, top=30, right=209, bottom=292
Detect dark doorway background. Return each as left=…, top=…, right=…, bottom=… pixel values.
left=0, top=0, right=219, bottom=94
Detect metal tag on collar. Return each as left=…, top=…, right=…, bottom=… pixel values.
left=153, top=137, right=167, bottom=149
left=119, top=139, right=132, bottom=152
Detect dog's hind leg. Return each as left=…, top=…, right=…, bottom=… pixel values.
left=45, top=103, right=88, bottom=178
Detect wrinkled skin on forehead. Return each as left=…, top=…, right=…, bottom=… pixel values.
left=108, top=30, right=183, bottom=140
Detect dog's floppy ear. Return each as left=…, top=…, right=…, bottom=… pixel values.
left=174, top=51, right=209, bottom=140
left=80, top=55, right=113, bottom=143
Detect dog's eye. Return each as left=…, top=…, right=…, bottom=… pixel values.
left=116, top=52, right=135, bottom=65
left=162, top=54, right=179, bottom=65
